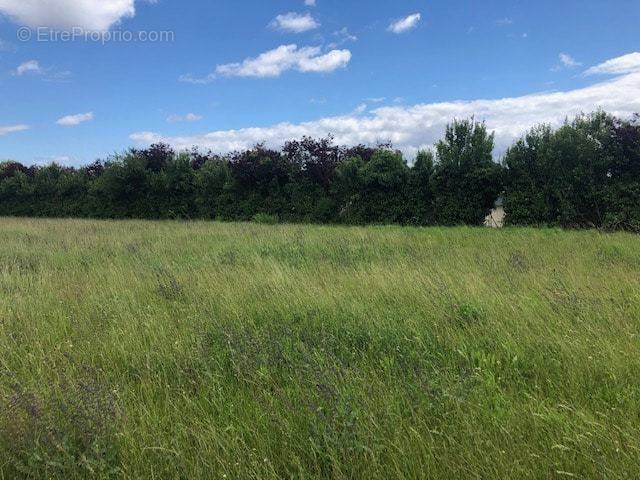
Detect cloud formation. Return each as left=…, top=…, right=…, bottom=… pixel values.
left=388, top=13, right=421, bottom=34
left=0, top=0, right=145, bottom=31
left=180, top=44, right=351, bottom=82
left=14, top=60, right=42, bottom=75
left=133, top=53, right=640, bottom=158
left=56, top=112, right=94, bottom=126
left=559, top=53, right=581, bottom=68
left=167, top=113, right=203, bottom=123
left=0, top=124, right=29, bottom=136
left=584, top=52, right=640, bottom=76
left=13, top=59, right=71, bottom=81
left=270, top=12, right=319, bottom=33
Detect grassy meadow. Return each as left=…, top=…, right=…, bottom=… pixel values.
left=1, top=217, right=639, bottom=479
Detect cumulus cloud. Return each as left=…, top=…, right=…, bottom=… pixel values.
left=181, top=44, right=351, bottom=82
left=304, top=0, right=316, bottom=6
left=56, top=112, right=94, bottom=126
left=270, top=12, right=319, bottom=33
left=166, top=113, right=203, bottom=123
left=0, top=0, right=139, bottom=31
left=296, top=48, right=351, bottom=73
left=0, top=124, right=29, bottom=136
left=388, top=13, right=421, bottom=34
left=584, top=52, right=640, bottom=76
left=133, top=53, right=640, bottom=158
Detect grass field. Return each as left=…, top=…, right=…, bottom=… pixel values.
left=1, top=218, right=639, bottom=479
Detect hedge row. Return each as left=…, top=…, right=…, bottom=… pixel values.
left=1, top=111, right=638, bottom=230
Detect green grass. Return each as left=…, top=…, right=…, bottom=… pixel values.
left=1, top=218, right=639, bottom=479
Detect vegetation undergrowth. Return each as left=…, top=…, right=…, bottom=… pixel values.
left=0, top=218, right=639, bottom=479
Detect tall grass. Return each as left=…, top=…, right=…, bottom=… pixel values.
left=1, top=218, right=639, bottom=479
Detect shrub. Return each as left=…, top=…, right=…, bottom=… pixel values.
left=1, top=111, right=639, bottom=231
left=252, top=213, right=280, bottom=225
left=431, top=119, right=503, bottom=226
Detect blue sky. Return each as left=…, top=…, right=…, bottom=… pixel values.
left=1, top=0, right=639, bottom=165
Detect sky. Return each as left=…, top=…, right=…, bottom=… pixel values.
left=0, top=0, right=639, bottom=165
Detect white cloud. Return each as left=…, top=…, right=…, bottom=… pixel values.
left=56, top=112, right=94, bottom=126
left=330, top=27, right=357, bottom=47
left=304, top=0, right=316, bottom=6
left=388, top=13, right=421, bottom=34
left=13, top=59, right=71, bottom=81
left=584, top=52, right=640, bottom=76
left=0, top=124, right=29, bottom=136
left=296, top=48, right=351, bottom=73
left=182, top=44, right=351, bottom=82
left=559, top=53, right=581, bottom=68
left=0, top=0, right=139, bottom=31
left=166, top=113, right=203, bottom=123
left=270, top=12, right=319, bottom=33
left=14, top=59, right=42, bottom=75
left=133, top=54, right=640, bottom=158
left=353, top=103, right=368, bottom=114
left=178, top=73, right=216, bottom=85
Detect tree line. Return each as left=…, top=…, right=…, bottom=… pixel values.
left=1, top=111, right=638, bottom=231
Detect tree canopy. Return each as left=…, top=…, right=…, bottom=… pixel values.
left=1, top=111, right=638, bottom=231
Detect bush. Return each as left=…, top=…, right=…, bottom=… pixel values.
left=1, top=111, right=638, bottom=231
left=503, top=112, right=640, bottom=231
left=252, top=213, right=280, bottom=225
left=431, top=119, right=503, bottom=226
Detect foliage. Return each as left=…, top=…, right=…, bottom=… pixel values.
left=430, top=119, right=503, bottom=225
left=252, top=213, right=280, bottom=225
left=1, top=111, right=639, bottom=231
left=503, top=111, right=640, bottom=231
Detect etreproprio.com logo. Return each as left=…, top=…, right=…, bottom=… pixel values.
left=17, top=27, right=175, bottom=44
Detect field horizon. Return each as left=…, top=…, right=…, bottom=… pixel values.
left=1, top=218, right=639, bottom=479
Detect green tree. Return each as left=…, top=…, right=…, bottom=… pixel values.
left=194, top=158, right=232, bottom=219
left=90, top=154, right=151, bottom=218
left=407, top=150, right=435, bottom=225
left=503, top=112, right=638, bottom=230
left=357, top=149, right=410, bottom=223
left=431, top=119, right=503, bottom=225
left=333, top=156, right=365, bottom=223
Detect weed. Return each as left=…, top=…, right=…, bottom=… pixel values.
left=0, top=370, right=120, bottom=478
left=252, top=213, right=279, bottom=225
left=1, top=219, right=639, bottom=479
